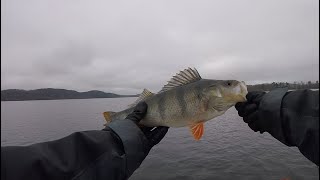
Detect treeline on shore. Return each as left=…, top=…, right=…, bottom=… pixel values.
left=247, top=81, right=319, bottom=91
left=1, top=88, right=138, bottom=101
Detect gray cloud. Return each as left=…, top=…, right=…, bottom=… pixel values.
left=1, top=0, right=319, bottom=94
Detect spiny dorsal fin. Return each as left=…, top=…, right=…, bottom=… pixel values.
left=159, top=67, right=202, bottom=93
left=128, top=89, right=154, bottom=107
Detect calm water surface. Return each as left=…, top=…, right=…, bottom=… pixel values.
left=1, top=98, right=318, bottom=180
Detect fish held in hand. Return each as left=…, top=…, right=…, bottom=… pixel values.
left=103, top=68, right=248, bottom=140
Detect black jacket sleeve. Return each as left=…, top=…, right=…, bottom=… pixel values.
left=1, top=119, right=150, bottom=180
left=259, top=88, right=319, bottom=166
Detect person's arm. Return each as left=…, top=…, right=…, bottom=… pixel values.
left=1, top=102, right=169, bottom=180
left=279, top=89, right=319, bottom=165
left=235, top=88, right=319, bottom=166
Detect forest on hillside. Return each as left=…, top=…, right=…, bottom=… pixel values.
left=247, top=81, right=319, bottom=91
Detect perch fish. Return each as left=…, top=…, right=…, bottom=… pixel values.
left=103, top=68, right=248, bottom=140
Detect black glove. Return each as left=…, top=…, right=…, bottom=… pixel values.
left=235, top=91, right=267, bottom=133
left=125, top=102, right=169, bottom=151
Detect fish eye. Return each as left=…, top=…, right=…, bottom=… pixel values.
left=227, top=82, right=231, bottom=86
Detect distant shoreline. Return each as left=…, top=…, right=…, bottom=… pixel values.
left=1, top=96, right=138, bottom=102
left=1, top=88, right=139, bottom=101
left=2, top=87, right=318, bottom=102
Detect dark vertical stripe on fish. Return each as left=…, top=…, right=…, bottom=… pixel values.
left=176, top=87, right=187, bottom=117
left=195, top=82, right=204, bottom=101
left=158, top=94, right=167, bottom=120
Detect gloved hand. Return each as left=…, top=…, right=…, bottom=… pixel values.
left=125, top=102, right=169, bottom=151
left=235, top=91, right=267, bottom=133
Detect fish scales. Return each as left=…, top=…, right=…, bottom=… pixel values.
left=146, top=87, right=188, bottom=126
left=113, top=81, right=209, bottom=126
left=103, top=68, right=248, bottom=140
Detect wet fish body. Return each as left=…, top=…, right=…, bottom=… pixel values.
left=104, top=68, right=247, bottom=140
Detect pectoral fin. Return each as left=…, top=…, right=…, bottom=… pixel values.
left=189, top=122, right=204, bottom=140
left=103, top=111, right=116, bottom=125
left=209, top=97, right=226, bottom=111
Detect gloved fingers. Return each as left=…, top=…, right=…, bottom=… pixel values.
left=146, top=126, right=169, bottom=147
left=245, top=91, right=260, bottom=102
left=235, top=102, right=247, bottom=112
left=141, top=126, right=154, bottom=134
left=243, top=104, right=257, bottom=116
left=245, top=111, right=261, bottom=132
left=238, top=109, right=245, bottom=117
left=236, top=102, right=257, bottom=117
left=248, top=121, right=260, bottom=132
left=243, top=110, right=258, bottom=124
left=246, top=91, right=266, bottom=104
left=126, top=102, right=148, bottom=124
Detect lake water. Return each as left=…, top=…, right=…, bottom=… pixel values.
left=1, top=98, right=318, bottom=180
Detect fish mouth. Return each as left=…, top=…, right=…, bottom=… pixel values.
left=219, top=81, right=248, bottom=103
left=238, top=81, right=248, bottom=102
left=234, top=94, right=247, bottom=102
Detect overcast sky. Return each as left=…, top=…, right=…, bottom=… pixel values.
left=1, top=0, right=319, bottom=94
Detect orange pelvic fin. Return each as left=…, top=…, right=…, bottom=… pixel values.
left=103, top=111, right=116, bottom=125
left=190, top=122, right=204, bottom=140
